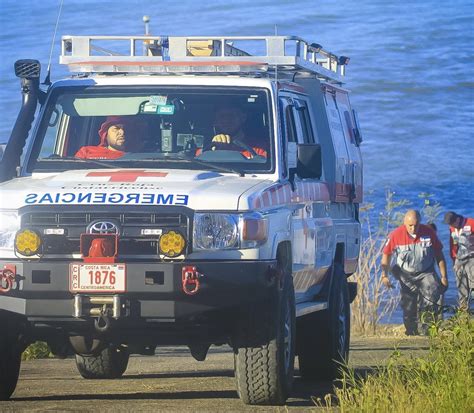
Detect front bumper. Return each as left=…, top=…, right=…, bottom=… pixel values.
left=0, top=260, right=277, bottom=321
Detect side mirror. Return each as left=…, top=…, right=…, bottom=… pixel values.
left=296, top=143, right=322, bottom=179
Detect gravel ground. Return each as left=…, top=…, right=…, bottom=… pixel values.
left=0, top=335, right=428, bottom=412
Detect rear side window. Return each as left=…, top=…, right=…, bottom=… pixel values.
left=343, top=110, right=355, bottom=144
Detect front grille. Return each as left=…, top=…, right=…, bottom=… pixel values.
left=22, top=212, right=185, bottom=227
left=20, top=209, right=191, bottom=258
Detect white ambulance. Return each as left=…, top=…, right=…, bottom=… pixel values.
left=0, top=35, right=363, bottom=405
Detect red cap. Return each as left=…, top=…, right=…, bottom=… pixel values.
left=98, top=116, right=130, bottom=146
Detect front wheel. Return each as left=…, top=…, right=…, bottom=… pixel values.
left=234, top=269, right=296, bottom=405
left=0, top=312, right=22, bottom=400
left=75, top=345, right=129, bottom=379
left=298, top=263, right=350, bottom=380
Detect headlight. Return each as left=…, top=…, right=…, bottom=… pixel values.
left=0, top=210, right=20, bottom=251
left=193, top=212, right=268, bottom=251
left=193, top=213, right=239, bottom=250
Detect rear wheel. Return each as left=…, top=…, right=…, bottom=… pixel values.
left=298, top=263, right=350, bottom=380
left=0, top=311, right=22, bottom=400
left=75, top=345, right=129, bottom=379
left=234, top=257, right=295, bottom=405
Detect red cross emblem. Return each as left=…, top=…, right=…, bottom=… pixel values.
left=86, top=170, right=168, bottom=182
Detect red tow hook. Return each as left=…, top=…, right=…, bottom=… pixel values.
left=0, top=264, right=17, bottom=293
left=182, top=266, right=202, bottom=295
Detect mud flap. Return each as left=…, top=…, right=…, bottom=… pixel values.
left=348, top=281, right=357, bottom=303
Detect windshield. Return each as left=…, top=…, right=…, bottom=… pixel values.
left=27, top=86, right=274, bottom=174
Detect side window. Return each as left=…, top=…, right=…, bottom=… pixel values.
left=284, top=103, right=297, bottom=143
left=38, top=104, right=65, bottom=159
left=325, top=91, right=349, bottom=158
left=279, top=97, right=299, bottom=177
left=295, top=99, right=315, bottom=143
left=343, top=110, right=355, bottom=144
left=343, top=109, right=362, bottom=146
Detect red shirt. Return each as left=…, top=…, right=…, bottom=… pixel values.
left=383, top=224, right=442, bottom=274
left=384, top=224, right=442, bottom=254
left=75, top=146, right=125, bottom=159
left=448, top=217, right=474, bottom=260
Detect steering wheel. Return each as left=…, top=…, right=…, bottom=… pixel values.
left=211, top=139, right=259, bottom=159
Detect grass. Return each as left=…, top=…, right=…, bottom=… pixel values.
left=22, top=341, right=52, bottom=361
left=317, top=311, right=474, bottom=413
left=349, top=190, right=407, bottom=335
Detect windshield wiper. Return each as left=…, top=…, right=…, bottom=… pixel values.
left=39, top=155, right=245, bottom=176
left=140, top=156, right=245, bottom=177
left=38, top=156, right=120, bottom=169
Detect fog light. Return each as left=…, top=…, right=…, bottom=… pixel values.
left=15, top=229, right=42, bottom=256
left=159, top=230, right=185, bottom=257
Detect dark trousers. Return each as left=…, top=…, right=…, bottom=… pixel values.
left=454, top=257, right=474, bottom=308
left=392, top=266, right=441, bottom=335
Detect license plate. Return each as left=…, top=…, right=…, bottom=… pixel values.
left=69, top=263, right=126, bottom=293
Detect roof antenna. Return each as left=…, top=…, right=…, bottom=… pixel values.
left=142, top=15, right=151, bottom=56
left=143, top=15, right=151, bottom=35
left=274, top=24, right=278, bottom=84
left=43, top=0, right=64, bottom=86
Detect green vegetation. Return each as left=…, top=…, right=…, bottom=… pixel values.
left=338, top=191, right=471, bottom=412
left=22, top=341, right=52, bottom=361
left=317, top=311, right=473, bottom=413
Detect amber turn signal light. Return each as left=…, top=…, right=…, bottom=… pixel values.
left=15, top=229, right=42, bottom=256
left=159, top=230, right=186, bottom=258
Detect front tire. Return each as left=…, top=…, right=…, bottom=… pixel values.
left=75, top=345, right=129, bottom=379
left=234, top=262, right=295, bottom=405
left=0, top=312, right=22, bottom=400
left=298, top=263, right=350, bottom=380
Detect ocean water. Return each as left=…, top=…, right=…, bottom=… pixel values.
left=0, top=0, right=473, bottom=321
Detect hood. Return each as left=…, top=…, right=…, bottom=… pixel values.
left=0, top=169, right=271, bottom=211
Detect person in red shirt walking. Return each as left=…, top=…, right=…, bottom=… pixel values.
left=381, top=210, right=448, bottom=335
left=443, top=211, right=474, bottom=309
left=75, top=116, right=133, bottom=159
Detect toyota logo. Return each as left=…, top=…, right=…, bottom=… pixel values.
left=87, top=221, right=120, bottom=235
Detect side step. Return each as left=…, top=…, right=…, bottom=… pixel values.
left=296, top=301, right=327, bottom=318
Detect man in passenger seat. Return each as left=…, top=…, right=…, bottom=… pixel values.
left=197, top=105, right=267, bottom=159
left=75, top=116, right=135, bottom=159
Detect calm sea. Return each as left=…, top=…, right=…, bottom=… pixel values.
left=0, top=0, right=473, bottom=321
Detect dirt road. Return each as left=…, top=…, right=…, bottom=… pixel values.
left=1, top=336, right=428, bottom=412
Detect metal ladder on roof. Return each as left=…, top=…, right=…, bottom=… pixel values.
left=60, top=35, right=349, bottom=84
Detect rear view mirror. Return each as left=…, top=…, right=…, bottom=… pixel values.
left=296, top=143, right=322, bottom=179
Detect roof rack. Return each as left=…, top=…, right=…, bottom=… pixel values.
left=60, top=35, right=349, bottom=84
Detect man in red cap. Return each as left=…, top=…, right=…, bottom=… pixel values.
left=443, top=211, right=474, bottom=309
left=75, top=116, right=132, bottom=159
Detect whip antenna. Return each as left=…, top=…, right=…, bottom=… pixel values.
left=274, top=24, right=278, bottom=84
left=44, top=0, right=64, bottom=85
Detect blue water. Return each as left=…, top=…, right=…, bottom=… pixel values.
left=1, top=0, right=473, bottom=321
